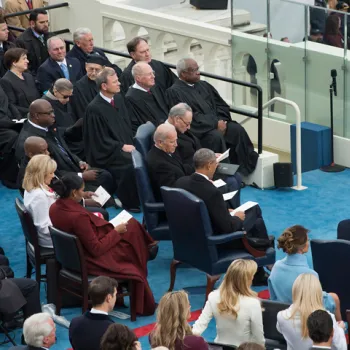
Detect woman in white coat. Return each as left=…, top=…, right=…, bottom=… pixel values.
left=192, top=259, right=265, bottom=347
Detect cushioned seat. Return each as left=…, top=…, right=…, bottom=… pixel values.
left=60, top=269, right=97, bottom=283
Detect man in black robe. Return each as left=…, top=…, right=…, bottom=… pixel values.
left=167, top=58, right=258, bottom=176
left=84, top=67, right=140, bottom=211
left=120, top=36, right=177, bottom=95
left=125, top=61, right=169, bottom=134
left=71, top=54, right=106, bottom=119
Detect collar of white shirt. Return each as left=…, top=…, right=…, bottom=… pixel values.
left=57, top=58, right=67, bottom=67
left=195, top=172, right=209, bottom=181
left=132, top=82, right=149, bottom=93
left=90, top=308, right=108, bottom=315
left=28, top=119, right=48, bottom=132
left=99, top=92, right=112, bottom=104
left=180, top=78, right=194, bottom=87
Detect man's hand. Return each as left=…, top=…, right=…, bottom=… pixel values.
left=217, top=120, right=227, bottom=133
left=114, top=222, right=128, bottom=233
left=215, top=153, right=222, bottom=158
left=79, top=161, right=89, bottom=171
left=122, top=144, right=135, bottom=153
left=234, top=211, right=245, bottom=221
left=83, top=191, right=95, bottom=199
left=82, top=170, right=98, bottom=181
left=84, top=199, right=101, bottom=207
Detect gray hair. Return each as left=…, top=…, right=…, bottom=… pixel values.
left=131, top=61, right=149, bottom=78
left=176, top=57, right=193, bottom=76
left=53, top=78, right=73, bottom=92
left=73, top=27, right=92, bottom=43
left=193, top=148, right=216, bottom=169
left=95, top=67, right=116, bottom=89
left=47, top=36, right=65, bottom=51
left=153, top=123, right=176, bottom=143
left=23, top=313, right=54, bottom=347
left=168, top=103, right=192, bottom=119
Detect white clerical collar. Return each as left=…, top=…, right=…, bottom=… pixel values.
left=56, top=58, right=67, bottom=66
left=90, top=308, right=108, bottom=315
left=99, top=92, right=112, bottom=104
left=28, top=119, right=48, bottom=132
left=132, top=82, right=149, bottom=92
left=195, top=172, right=209, bottom=181
left=180, top=78, right=194, bottom=87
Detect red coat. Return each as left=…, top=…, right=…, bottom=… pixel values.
left=49, top=197, right=156, bottom=316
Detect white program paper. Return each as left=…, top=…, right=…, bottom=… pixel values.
left=94, top=186, right=111, bottom=207
left=216, top=148, right=230, bottom=163
left=109, top=210, right=133, bottom=227
left=230, top=201, right=258, bottom=215
left=213, top=179, right=226, bottom=188
left=223, top=190, right=238, bottom=201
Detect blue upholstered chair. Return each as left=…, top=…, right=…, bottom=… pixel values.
left=131, top=150, right=171, bottom=240
left=161, top=186, right=276, bottom=302
left=337, top=219, right=350, bottom=240
left=311, top=239, right=350, bottom=319
left=134, top=122, right=156, bottom=159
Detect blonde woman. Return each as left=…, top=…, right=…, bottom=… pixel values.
left=192, top=259, right=264, bottom=347
left=277, top=273, right=346, bottom=350
left=23, top=154, right=57, bottom=248
left=149, top=290, right=208, bottom=350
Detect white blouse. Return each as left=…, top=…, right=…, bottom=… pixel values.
left=24, top=186, right=56, bottom=248
left=192, top=289, right=265, bottom=346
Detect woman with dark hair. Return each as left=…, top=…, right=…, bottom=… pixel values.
left=100, top=324, right=141, bottom=350
left=324, top=14, right=344, bottom=48
left=49, top=173, right=158, bottom=316
left=0, top=48, right=40, bottom=117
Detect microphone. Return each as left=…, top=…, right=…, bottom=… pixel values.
left=331, top=69, right=337, bottom=96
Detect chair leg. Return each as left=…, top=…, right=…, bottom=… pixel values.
left=205, top=274, right=221, bottom=304
left=35, top=262, right=41, bottom=290
left=0, top=323, right=16, bottom=345
left=168, top=259, right=181, bottom=292
left=26, top=253, right=32, bottom=278
left=56, top=287, right=62, bottom=316
left=129, top=281, right=137, bottom=322
left=82, top=286, right=88, bottom=313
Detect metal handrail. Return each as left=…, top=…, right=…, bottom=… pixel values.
left=4, top=2, right=69, bottom=18
left=8, top=26, right=70, bottom=36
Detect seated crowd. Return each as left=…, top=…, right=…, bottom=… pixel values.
left=0, top=3, right=348, bottom=350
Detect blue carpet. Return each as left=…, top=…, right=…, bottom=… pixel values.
left=1, top=169, right=349, bottom=349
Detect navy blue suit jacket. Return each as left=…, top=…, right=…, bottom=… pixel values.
left=36, top=56, right=83, bottom=93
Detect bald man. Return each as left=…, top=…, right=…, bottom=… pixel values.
left=146, top=123, right=193, bottom=200
left=15, top=99, right=115, bottom=196
left=125, top=62, right=169, bottom=134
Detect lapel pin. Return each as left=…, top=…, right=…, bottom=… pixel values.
left=69, top=64, right=72, bottom=68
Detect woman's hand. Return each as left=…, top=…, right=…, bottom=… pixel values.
left=337, top=320, right=346, bottom=329
left=134, top=341, right=142, bottom=350
left=114, top=223, right=127, bottom=234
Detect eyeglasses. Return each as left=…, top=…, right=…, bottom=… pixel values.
left=184, top=67, right=200, bottom=73
left=37, top=110, right=55, bottom=115
left=86, top=67, right=102, bottom=73
left=58, top=91, right=73, bottom=99
left=178, top=117, right=191, bottom=127
left=138, top=70, right=155, bottom=77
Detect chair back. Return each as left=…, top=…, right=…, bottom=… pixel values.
left=132, top=150, right=159, bottom=230
left=337, top=219, right=350, bottom=240
left=134, top=122, right=156, bottom=159
left=261, top=299, right=289, bottom=347
left=207, top=342, right=237, bottom=350
left=161, top=187, right=218, bottom=273
left=15, top=197, right=40, bottom=249
left=49, top=226, right=86, bottom=276
left=311, top=239, right=350, bottom=319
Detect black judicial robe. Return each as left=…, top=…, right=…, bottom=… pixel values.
left=125, top=85, right=169, bottom=134
left=167, top=79, right=258, bottom=175
left=120, top=59, right=177, bottom=95
left=84, top=93, right=134, bottom=170
left=71, top=75, right=99, bottom=119
left=176, top=129, right=201, bottom=167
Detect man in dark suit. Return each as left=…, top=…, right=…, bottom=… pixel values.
left=0, top=17, right=15, bottom=77
left=67, top=27, right=122, bottom=77
left=69, top=276, right=117, bottom=350
left=36, top=36, right=83, bottom=93
left=15, top=9, right=50, bottom=75
left=15, top=99, right=115, bottom=195
left=146, top=123, right=193, bottom=201
left=9, top=313, right=56, bottom=349
left=307, top=310, right=334, bottom=350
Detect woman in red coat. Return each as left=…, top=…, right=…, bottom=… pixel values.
left=49, top=173, right=157, bottom=316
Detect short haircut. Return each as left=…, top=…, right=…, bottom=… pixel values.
left=3, top=48, right=27, bottom=70
left=131, top=61, right=149, bottom=78
left=95, top=67, right=116, bottom=89
left=127, top=36, right=148, bottom=54
left=88, top=276, right=118, bottom=307
left=53, top=78, right=73, bottom=92
left=73, top=27, right=92, bottom=43
left=193, top=148, right=216, bottom=169
left=100, top=324, right=138, bottom=350
left=168, top=103, right=192, bottom=119
left=237, top=343, right=264, bottom=350
left=307, top=309, right=333, bottom=344
left=176, top=57, right=192, bottom=76
left=23, top=313, right=53, bottom=348
left=47, top=36, right=65, bottom=51
left=29, top=9, right=48, bottom=22
left=153, top=124, right=176, bottom=143
left=0, top=10, right=6, bottom=24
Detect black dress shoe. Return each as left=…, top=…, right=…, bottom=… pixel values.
left=148, top=244, right=159, bottom=261
left=125, top=207, right=141, bottom=213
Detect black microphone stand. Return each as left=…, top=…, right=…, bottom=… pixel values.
left=320, top=79, right=346, bottom=172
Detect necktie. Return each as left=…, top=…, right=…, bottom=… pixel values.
left=60, top=64, right=70, bottom=80
left=54, top=137, right=73, bottom=164
left=110, top=99, right=115, bottom=107
left=38, top=35, right=45, bottom=45
left=27, top=0, right=33, bottom=9
left=147, top=89, right=152, bottom=95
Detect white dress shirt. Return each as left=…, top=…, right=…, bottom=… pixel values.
left=24, top=186, right=56, bottom=248
left=90, top=308, right=108, bottom=315
left=192, top=289, right=265, bottom=346
left=57, top=58, right=68, bottom=68
left=277, top=306, right=347, bottom=350
left=99, top=92, right=112, bottom=104
left=132, top=82, right=148, bottom=92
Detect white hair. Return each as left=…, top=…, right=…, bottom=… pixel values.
left=47, top=36, right=65, bottom=51
left=168, top=103, right=192, bottom=119
left=153, top=123, right=176, bottom=143
left=131, top=61, right=149, bottom=78
left=23, top=313, right=54, bottom=348
left=73, top=27, right=92, bottom=43
left=176, top=57, right=194, bottom=76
